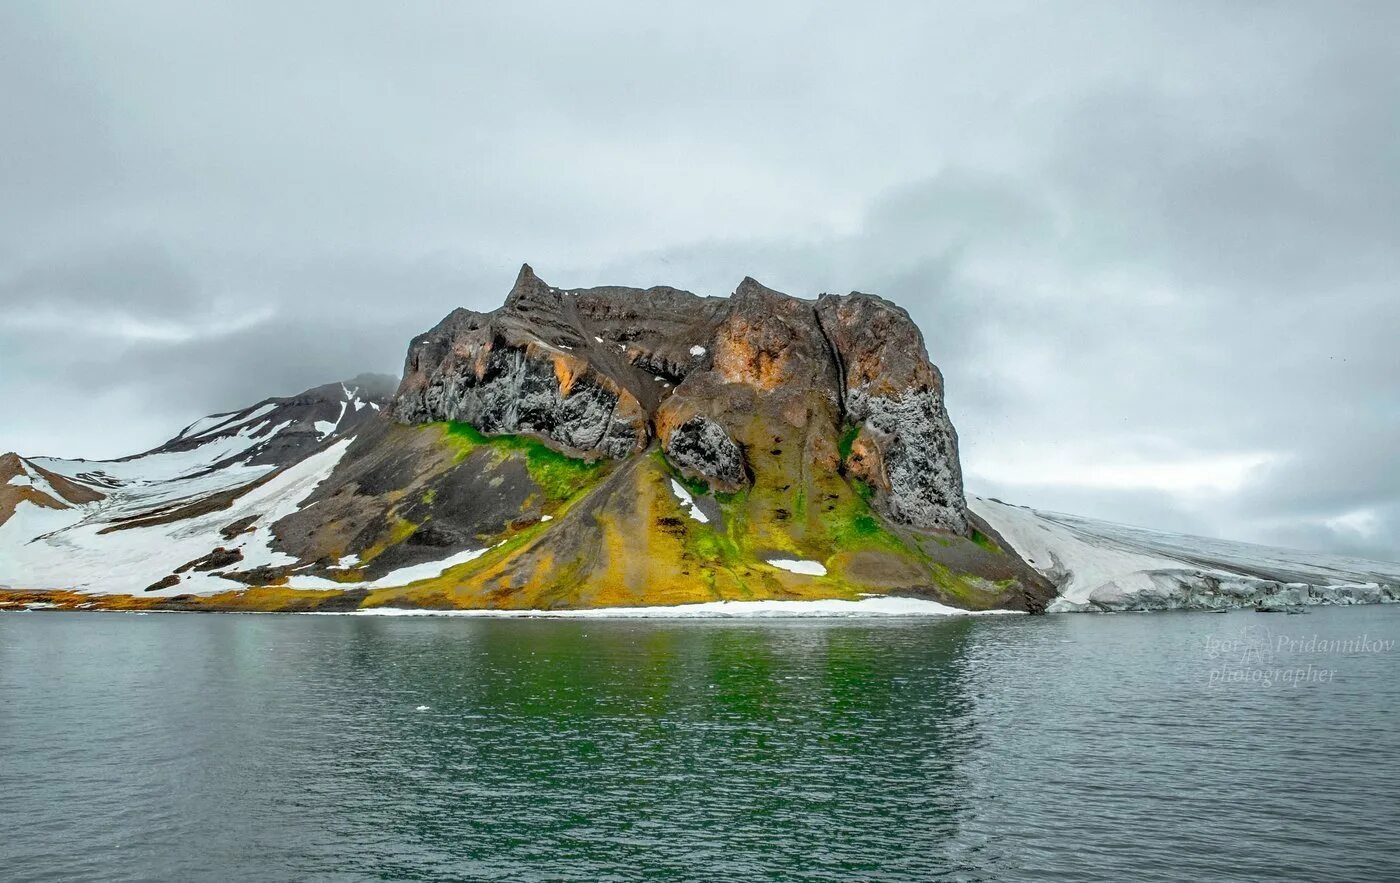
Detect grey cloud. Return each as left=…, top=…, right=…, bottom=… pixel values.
left=1, top=1, right=1396, bottom=561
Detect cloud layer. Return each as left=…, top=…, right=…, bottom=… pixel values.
left=2, top=1, right=1396, bottom=560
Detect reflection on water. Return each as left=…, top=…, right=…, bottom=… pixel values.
left=2, top=609, right=1397, bottom=882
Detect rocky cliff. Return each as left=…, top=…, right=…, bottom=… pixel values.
left=393, top=265, right=968, bottom=533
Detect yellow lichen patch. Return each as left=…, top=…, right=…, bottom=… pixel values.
left=346, top=449, right=867, bottom=613
left=0, top=589, right=153, bottom=610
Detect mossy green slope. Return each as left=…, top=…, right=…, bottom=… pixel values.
left=338, top=417, right=1044, bottom=612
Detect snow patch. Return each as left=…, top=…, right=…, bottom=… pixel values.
left=689, top=345, right=706, bottom=357
left=190, top=403, right=277, bottom=439
left=670, top=480, right=709, bottom=523
left=767, top=558, right=827, bottom=576
left=287, top=543, right=500, bottom=590
left=177, top=412, right=240, bottom=440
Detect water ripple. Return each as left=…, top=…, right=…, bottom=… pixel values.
left=1, top=608, right=1397, bottom=881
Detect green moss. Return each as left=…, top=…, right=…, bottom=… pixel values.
left=686, top=524, right=742, bottom=566
left=715, top=487, right=746, bottom=505
left=851, top=478, right=874, bottom=504
left=922, top=561, right=1013, bottom=609
left=969, top=528, right=1000, bottom=554
left=837, top=424, right=860, bottom=462
left=433, top=422, right=604, bottom=503
left=822, top=479, right=911, bottom=557
left=440, top=420, right=489, bottom=461
left=517, top=442, right=603, bottom=502
left=677, top=473, right=711, bottom=498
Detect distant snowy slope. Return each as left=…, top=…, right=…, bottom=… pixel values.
left=0, top=375, right=394, bottom=595
left=971, top=496, right=1400, bottom=612
left=1, top=440, right=353, bottom=596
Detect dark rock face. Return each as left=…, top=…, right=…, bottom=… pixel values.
left=219, top=515, right=259, bottom=541
left=396, top=341, right=646, bottom=458
left=393, top=264, right=970, bottom=534
left=815, top=294, right=968, bottom=534
left=268, top=416, right=549, bottom=582
left=664, top=416, right=747, bottom=489
left=845, top=391, right=966, bottom=533
left=393, top=266, right=657, bottom=459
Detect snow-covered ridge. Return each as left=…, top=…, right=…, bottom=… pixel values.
left=30, top=421, right=289, bottom=523
left=179, top=402, right=278, bottom=441
left=970, top=496, right=1400, bottom=612
left=0, top=375, right=397, bottom=597
left=0, top=440, right=354, bottom=596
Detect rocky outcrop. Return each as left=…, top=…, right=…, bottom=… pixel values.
left=393, top=266, right=663, bottom=459
left=392, top=265, right=970, bottom=533
left=816, top=293, right=968, bottom=534
left=663, top=416, right=747, bottom=489
left=397, top=339, right=648, bottom=458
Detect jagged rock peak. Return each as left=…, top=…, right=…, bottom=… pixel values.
left=503, top=263, right=559, bottom=311
left=392, top=266, right=969, bottom=533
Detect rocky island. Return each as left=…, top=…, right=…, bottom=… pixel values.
left=2, top=267, right=1397, bottom=614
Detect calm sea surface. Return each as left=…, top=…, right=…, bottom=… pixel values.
left=2, top=606, right=1397, bottom=882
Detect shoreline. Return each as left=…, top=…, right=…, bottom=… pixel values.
left=4, top=589, right=1398, bottom=618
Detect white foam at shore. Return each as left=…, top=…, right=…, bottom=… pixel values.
left=298, top=596, right=1020, bottom=618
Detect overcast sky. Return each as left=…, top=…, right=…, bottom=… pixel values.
left=2, top=1, right=1397, bottom=561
